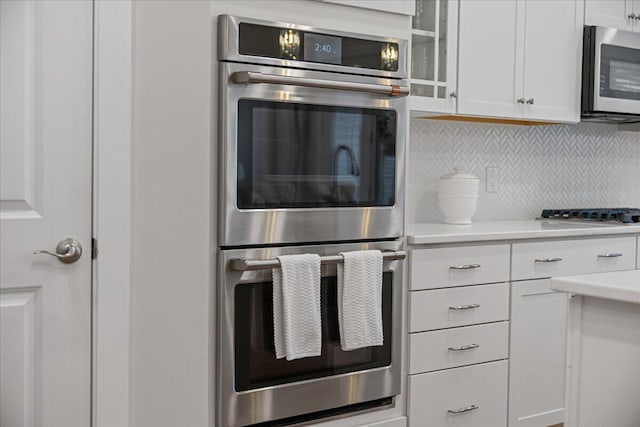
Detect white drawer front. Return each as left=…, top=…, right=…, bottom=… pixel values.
left=410, top=245, right=510, bottom=290
left=409, top=322, right=508, bottom=374
left=409, top=360, right=508, bottom=427
left=409, top=283, right=509, bottom=332
left=512, top=237, right=637, bottom=281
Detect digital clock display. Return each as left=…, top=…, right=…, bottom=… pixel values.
left=304, top=33, right=342, bottom=64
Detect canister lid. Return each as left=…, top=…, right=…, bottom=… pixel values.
left=440, top=167, right=479, bottom=181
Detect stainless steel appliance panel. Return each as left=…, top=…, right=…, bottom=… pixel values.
left=218, top=15, right=408, bottom=80
left=583, top=26, right=640, bottom=122
left=219, top=62, right=406, bottom=247
left=217, top=240, right=404, bottom=426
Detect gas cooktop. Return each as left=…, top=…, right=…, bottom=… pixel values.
left=540, top=208, right=640, bottom=224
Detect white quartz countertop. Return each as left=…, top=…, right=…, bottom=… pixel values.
left=551, top=270, right=640, bottom=304
left=407, top=220, right=640, bottom=245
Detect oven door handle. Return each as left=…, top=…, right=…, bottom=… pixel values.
left=230, top=250, right=406, bottom=271
left=231, top=71, right=410, bottom=97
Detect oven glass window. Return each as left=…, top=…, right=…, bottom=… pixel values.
left=599, top=44, right=640, bottom=101
left=236, top=101, right=397, bottom=209
left=234, top=272, right=393, bottom=392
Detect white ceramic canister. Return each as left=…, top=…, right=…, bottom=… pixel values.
left=437, top=167, right=480, bottom=224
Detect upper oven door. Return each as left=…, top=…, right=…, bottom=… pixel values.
left=219, top=62, right=408, bottom=247
left=591, top=27, right=640, bottom=115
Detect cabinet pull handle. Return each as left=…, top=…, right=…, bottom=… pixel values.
left=534, top=257, right=563, bottom=263
left=516, top=97, right=525, bottom=104
left=448, top=343, right=479, bottom=352
left=526, top=98, right=535, bottom=104
left=598, top=253, right=623, bottom=258
left=448, top=404, right=479, bottom=414
left=629, top=13, right=637, bottom=19
left=450, top=264, right=481, bottom=270
left=449, top=91, right=457, bottom=98
left=449, top=303, right=480, bottom=310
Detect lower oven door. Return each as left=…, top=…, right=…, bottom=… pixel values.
left=217, top=240, right=404, bottom=426
left=219, top=61, right=407, bottom=247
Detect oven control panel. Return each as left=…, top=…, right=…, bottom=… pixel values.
left=237, top=22, right=400, bottom=72
left=219, top=15, right=408, bottom=79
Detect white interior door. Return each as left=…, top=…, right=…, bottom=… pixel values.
left=0, top=1, right=93, bottom=426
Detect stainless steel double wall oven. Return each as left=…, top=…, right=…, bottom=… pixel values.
left=217, top=15, right=409, bottom=426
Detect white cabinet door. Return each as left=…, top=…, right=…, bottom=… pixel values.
left=409, top=0, right=459, bottom=114
left=0, top=1, right=93, bottom=426
left=584, top=0, right=634, bottom=31
left=317, top=0, right=416, bottom=15
left=509, top=279, right=568, bottom=427
left=458, top=0, right=581, bottom=122
left=522, top=0, right=582, bottom=122
left=457, top=0, right=524, bottom=119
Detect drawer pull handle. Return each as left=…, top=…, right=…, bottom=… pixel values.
left=448, top=343, right=479, bottom=352
left=534, top=257, right=563, bottom=263
left=450, top=264, right=481, bottom=270
left=449, top=304, right=480, bottom=310
left=598, top=253, right=623, bottom=258
left=448, top=404, right=479, bottom=414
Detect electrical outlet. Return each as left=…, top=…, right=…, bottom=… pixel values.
left=486, top=167, right=498, bottom=193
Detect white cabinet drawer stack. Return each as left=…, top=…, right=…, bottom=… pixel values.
left=408, top=234, right=638, bottom=427
left=407, top=244, right=510, bottom=427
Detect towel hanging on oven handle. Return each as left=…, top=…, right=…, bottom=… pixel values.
left=230, top=250, right=406, bottom=272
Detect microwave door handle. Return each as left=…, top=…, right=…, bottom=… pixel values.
left=231, top=71, right=410, bottom=97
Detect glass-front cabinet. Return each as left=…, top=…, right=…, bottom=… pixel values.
left=410, top=0, right=458, bottom=114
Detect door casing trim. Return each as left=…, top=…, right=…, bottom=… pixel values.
left=92, top=2, right=133, bottom=426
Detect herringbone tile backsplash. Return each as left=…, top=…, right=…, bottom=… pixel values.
left=408, top=120, right=640, bottom=223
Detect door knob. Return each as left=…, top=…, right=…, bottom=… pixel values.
left=33, top=238, right=83, bottom=264
left=629, top=13, right=637, bottom=19
left=526, top=98, right=535, bottom=104
left=516, top=97, right=525, bottom=104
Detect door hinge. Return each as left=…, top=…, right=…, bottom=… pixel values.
left=91, top=237, right=98, bottom=260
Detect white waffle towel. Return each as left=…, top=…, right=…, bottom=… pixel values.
left=272, top=254, right=322, bottom=361
left=337, top=250, right=384, bottom=351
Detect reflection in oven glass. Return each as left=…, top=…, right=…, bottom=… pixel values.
left=279, top=29, right=300, bottom=60
left=234, top=273, right=393, bottom=392
left=237, top=101, right=397, bottom=209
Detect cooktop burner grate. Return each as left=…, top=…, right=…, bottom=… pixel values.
left=540, top=208, right=640, bottom=224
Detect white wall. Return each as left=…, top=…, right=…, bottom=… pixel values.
left=408, top=119, right=640, bottom=223
left=130, top=2, right=213, bottom=426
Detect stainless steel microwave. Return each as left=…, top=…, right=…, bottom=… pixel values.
left=582, top=26, right=640, bottom=123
